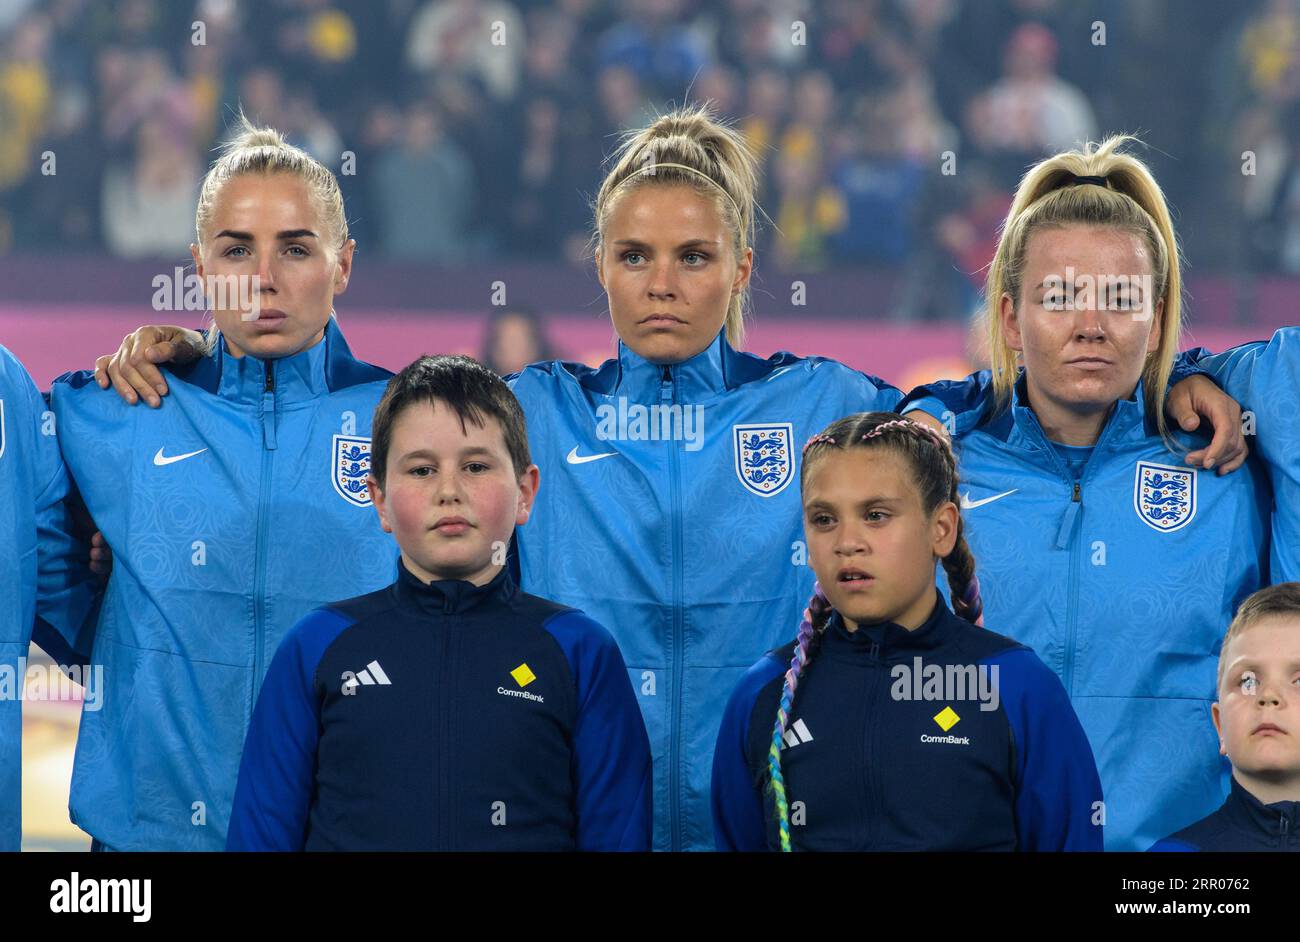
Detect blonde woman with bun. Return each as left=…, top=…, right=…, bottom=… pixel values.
left=50, top=117, right=399, bottom=850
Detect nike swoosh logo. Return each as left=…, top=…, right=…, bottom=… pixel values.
left=566, top=446, right=617, bottom=465
left=153, top=447, right=208, bottom=466
left=960, top=489, right=1018, bottom=510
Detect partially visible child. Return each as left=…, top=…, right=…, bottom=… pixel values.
left=1150, top=584, right=1300, bottom=852
left=712, top=412, right=1103, bottom=851
left=227, top=355, right=651, bottom=851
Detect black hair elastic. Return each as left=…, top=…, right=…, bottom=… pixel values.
left=1058, top=173, right=1109, bottom=189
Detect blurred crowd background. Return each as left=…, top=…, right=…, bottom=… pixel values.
left=7, top=0, right=1300, bottom=849
left=1, top=0, right=1299, bottom=325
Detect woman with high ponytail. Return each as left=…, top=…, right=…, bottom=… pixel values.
left=713, top=412, right=1101, bottom=851
left=900, top=136, right=1271, bottom=852
left=49, top=114, right=400, bottom=850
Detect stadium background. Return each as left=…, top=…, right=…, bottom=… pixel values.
left=5, top=0, right=1299, bottom=849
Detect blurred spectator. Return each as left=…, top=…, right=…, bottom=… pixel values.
left=691, top=65, right=742, bottom=119
left=0, top=0, right=1291, bottom=290
left=772, top=149, right=847, bottom=270
left=503, top=95, right=592, bottom=258
left=740, top=68, right=790, bottom=167
left=779, top=71, right=836, bottom=165
left=481, top=305, right=555, bottom=375
left=966, top=22, right=1097, bottom=160
left=596, top=0, right=708, bottom=97
left=0, top=11, right=52, bottom=192
left=596, top=64, right=654, bottom=137
left=101, top=115, right=200, bottom=259
left=826, top=91, right=928, bottom=266
left=708, top=0, right=807, bottom=74
left=371, top=100, right=474, bottom=262
left=406, top=0, right=526, bottom=102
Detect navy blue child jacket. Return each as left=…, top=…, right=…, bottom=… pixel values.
left=227, top=560, right=652, bottom=851
left=712, top=590, right=1104, bottom=851
left=1150, top=777, right=1300, bottom=852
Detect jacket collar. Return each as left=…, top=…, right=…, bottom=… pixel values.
left=393, top=557, right=516, bottom=615
left=823, top=588, right=958, bottom=658
left=175, top=318, right=386, bottom=404
left=984, top=371, right=1158, bottom=451
left=606, top=328, right=736, bottom=403
left=1223, top=776, right=1300, bottom=839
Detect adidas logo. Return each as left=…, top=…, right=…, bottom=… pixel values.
left=781, top=718, right=814, bottom=749
left=342, top=660, right=391, bottom=691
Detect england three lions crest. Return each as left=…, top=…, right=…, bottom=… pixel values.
left=734, top=423, right=794, bottom=497
left=1134, top=461, right=1196, bottom=532
left=332, top=434, right=372, bottom=507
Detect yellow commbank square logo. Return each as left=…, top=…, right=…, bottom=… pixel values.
left=933, top=706, right=960, bottom=731
left=510, top=663, right=536, bottom=687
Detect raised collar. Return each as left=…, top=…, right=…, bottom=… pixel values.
left=392, top=557, right=516, bottom=615
left=1223, top=776, right=1300, bottom=839
left=983, top=371, right=1158, bottom=452
left=174, top=318, right=384, bottom=405
left=823, top=589, right=958, bottom=658
left=609, top=328, right=735, bottom=404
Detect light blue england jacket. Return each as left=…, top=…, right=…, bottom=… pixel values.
left=900, top=372, right=1270, bottom=851
left=507, top=329, right=903, bottom=850
left=51, top=320, right=397, bottom=850
left=0, top=344, right=100, bottom=851
left=1182, top=327, right=1300, bottom=582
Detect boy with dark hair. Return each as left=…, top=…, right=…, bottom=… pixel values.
left=227, top=355, right=651, bottom=851
left=1150, top=583, right=1300, bottom=852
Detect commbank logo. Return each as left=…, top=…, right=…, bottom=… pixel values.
left=921, top=706, right=970, bottom=745
left=342, top=660, right=391, bottom=691
left=933, top=706, right=960, bottom=731
left=498, top=662, right=544, bottom=702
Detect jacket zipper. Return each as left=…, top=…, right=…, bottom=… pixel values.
left=864, top=646, right=883, bottom=848
left=251, top=361, right=277, bottom=706
left=1062, top=480, right=1082, bottom=695
left=1041, top=414, right=1119, bottom=697
left=662, top=365, right=686, bottom=851
left=438, top=613, right=451, bottom=850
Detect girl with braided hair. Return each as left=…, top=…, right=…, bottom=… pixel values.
left=712, top=412, right=1102, bottom=851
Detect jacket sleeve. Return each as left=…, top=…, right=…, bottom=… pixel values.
left=227, top=608, right=348, bottom=851
left=1169, top=348, right=1212, bottom=387
left=712, top=655, right=784, bottom=852
left=898, top=369, right=994, bottom=437
left=1147, top=837, right=1198, bottom=852
left=543, top=611, right=652, bottom=851
left=988, top=647, right=1104, bottom=851
left=1191, top=328, right=1300, bottom=580
left=13, top=368, right=102, bottom=663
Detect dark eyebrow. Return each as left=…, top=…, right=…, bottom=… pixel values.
left=805, top=496, right=905, bottom=511
left=213, top=229, right=319, bottom=241
left=399, top=446, right=496, bottom=462
left=611, top=238, right=721, bottom=251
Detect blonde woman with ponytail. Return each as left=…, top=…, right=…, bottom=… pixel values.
left=900, top=136, right=1271, bottom=852
left=50, top=117, right=399, bottom=850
